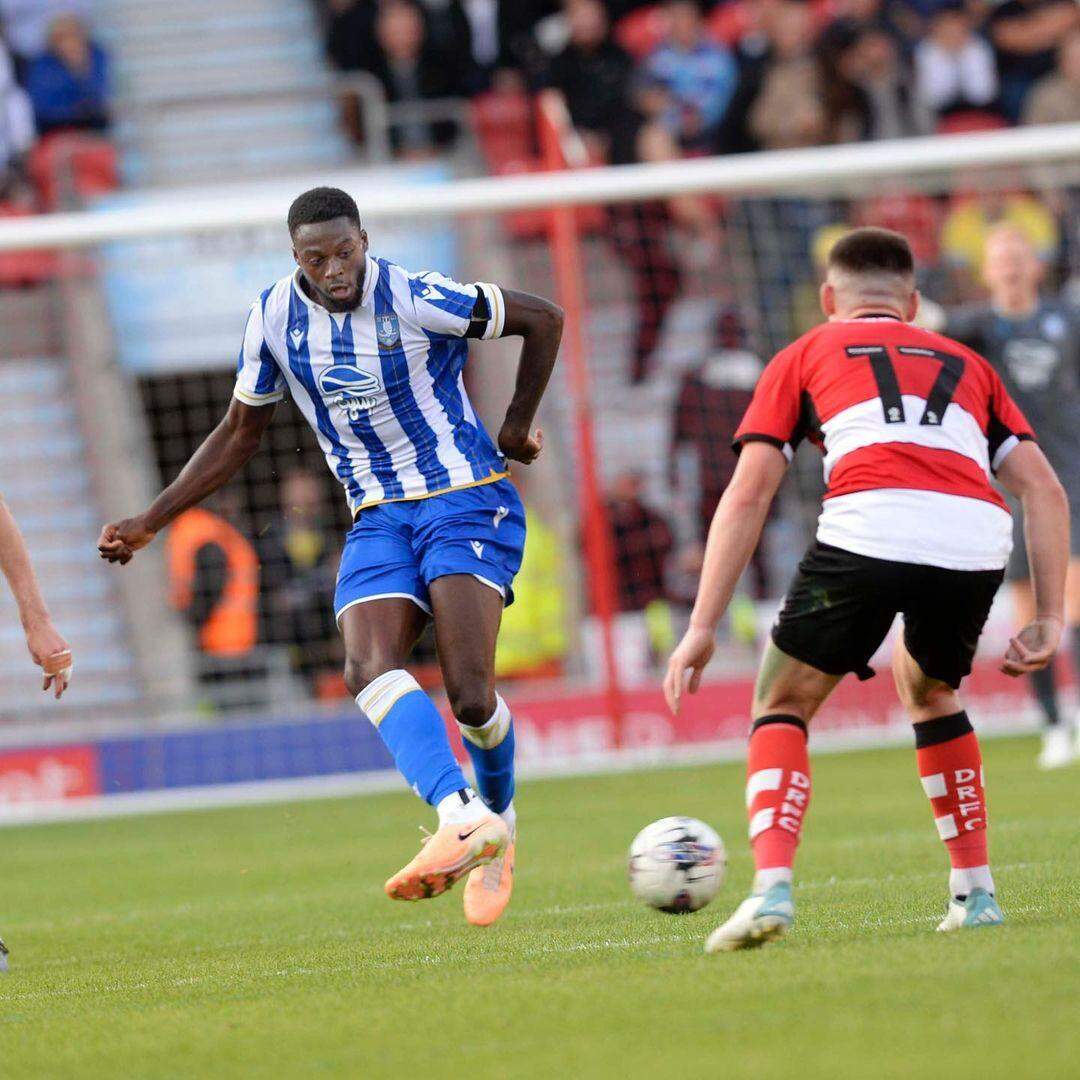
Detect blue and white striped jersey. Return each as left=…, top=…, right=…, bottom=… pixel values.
left=234, top=252, right=509, bottom=514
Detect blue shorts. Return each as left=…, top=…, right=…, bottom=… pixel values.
left=335, top=477, right=526, bottom=621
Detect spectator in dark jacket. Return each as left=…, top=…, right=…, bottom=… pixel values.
left=989, top=0, right=1079, bottom=121
left=367, top=0, right=466, bottom=155
left=25, top=15, right=109, bottom=135
left=543, top=0, right=641, bottom=164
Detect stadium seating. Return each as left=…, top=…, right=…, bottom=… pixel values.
left=0, top=361, right=141, bottom=720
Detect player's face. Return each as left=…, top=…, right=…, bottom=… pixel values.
left=983, top=232, right=1041, bottom=295
left=292, top=218, right=369, bottom=311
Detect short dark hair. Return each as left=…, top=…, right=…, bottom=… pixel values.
left=828, top=227, right=914, bottom=278
left=287, top=187, right=361, bottom=235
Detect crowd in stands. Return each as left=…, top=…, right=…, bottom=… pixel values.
left=0, top=1, right=111, bottom=221
left=315, top=0, right=1080, bottom=158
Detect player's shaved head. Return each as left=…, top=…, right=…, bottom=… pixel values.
left=288, top=187, right=362, bottom=236
left=821, top=227, right=918, bottom=322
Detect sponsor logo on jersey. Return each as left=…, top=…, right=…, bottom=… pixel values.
left=375, top=313, right=401, bottom=350
left=1004, top=338, right=1060, bottom=391
left=318, top=365, right=384, bottom=420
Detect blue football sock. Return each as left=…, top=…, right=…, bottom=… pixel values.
left=357, top=670, right=467, bottom=806
left=458, top=694, right=516, bottom=815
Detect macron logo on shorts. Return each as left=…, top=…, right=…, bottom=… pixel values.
left=470, top=541, right=485, bottom=559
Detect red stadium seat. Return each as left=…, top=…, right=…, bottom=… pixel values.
left=613, top=5, right=667, bottom=59
left=0, top=202, right=58, bottom=286
left=29, top=133, right=119, bottom=211
left=470, top=90, right=548, bottom=239
left=470, top=91, right=605, bottom=241
left=937, top=111, right=1008, bottom=136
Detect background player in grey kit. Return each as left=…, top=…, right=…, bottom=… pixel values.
left=947, top=224, right=1080, bottom=769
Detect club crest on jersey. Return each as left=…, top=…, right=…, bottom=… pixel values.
left=375, top=313, right=401, bottom=350
left=318, top=365, right=383, bottom=421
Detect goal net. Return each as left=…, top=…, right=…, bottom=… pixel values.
left=0, top=119, right=1075, bottom=810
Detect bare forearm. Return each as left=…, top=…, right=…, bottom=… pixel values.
left=1022, top=481, right=1070, bottom=621
left=689, top=486, right=773, bottom=631
left=0, top=498, right=50, bottom=626
left=500, top=291, right=563, bottom=436
left=143, top=421, right=261, bottom=532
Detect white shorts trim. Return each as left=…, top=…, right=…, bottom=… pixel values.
left=472, top=573, right=506, bottom=598
left=335, top=592, right=432, bottom=626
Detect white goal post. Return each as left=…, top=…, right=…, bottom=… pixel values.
left=0, top=122, right=1076, bottom=251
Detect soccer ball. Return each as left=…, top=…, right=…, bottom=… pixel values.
left=628, top=817, right=726, bottom=914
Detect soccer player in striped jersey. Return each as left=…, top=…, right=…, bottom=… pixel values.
left=664, top=227, right=1069, bottom=952
left=98, top=187, right=563, bottom=926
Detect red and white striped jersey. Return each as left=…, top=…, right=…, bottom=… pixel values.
left=734, top=317, right=1035, bottom=570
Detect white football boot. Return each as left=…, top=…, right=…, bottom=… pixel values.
left=1037, top=726, right=1076, bottom=770
left=936, top=887, right=1005, bottom=932
left=704, top=881, right=794, bottom=953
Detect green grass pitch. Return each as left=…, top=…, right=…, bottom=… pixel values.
left=2, top=735, right=1077, bottom=1079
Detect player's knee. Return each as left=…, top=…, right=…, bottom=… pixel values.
left=447, top=682, right=496, bottom=727
left=343, top=655, right=399, bottom=700
left=898, top=676, right=957, bottom=720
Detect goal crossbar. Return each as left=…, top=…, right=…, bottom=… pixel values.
left=0, top=123, right=1076, bottom=252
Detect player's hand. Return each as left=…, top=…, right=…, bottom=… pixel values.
left=24, top=618, right=72, bottom=699
left=498, top=424, right=544, bottom=464
left=97, top=516, right=157, bottom=565
left=663, top=624, right=716, bottom=715
left=1001, top=616, right=1063, bottom=677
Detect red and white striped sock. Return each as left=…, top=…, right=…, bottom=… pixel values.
left=914, top=711, right=994, bottom=900
left=745, top=715, right=811, bottom=893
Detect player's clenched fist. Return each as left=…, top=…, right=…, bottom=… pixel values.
left=498, top=424, right=544, bottom=464
left=1000, top=616, right=1062, bottom=677
left=97, top=516, right=156, bottom=565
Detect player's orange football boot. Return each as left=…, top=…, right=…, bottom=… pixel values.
left=463, top=836, right=515, bottom=926
left=385, top=814, right=508, bottom=901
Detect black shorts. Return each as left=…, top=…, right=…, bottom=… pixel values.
left=772, top=542, right=1004, bottom=690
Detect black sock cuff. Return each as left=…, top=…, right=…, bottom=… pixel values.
left=751, top=714, right=808, bottom=739
left=913, top=710, right=973, bottom=749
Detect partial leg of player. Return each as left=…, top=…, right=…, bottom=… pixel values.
left=430, top=574, right=518, bottom=927
left=706, top=645, right=838, bottom=954
left=893, top=639, right=1005, bottom=932
left=340, top=597, right=508, bottom=902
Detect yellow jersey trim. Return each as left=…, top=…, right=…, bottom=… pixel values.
left=352, top=469, right=509, bottom=517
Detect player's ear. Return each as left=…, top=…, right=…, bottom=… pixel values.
left=291, top=244, right=299, bottom=267
left=820, top=281, right=836, bottom=318
left=359, top=229, right=369, bottom=251
left=906, top=289, right=920, bottom=323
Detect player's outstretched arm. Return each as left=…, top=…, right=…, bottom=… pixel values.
left=494, top=289, right=564, bottom=464
left=663, top=442, right=788, bottom=714
left=996, top=440, right=1070, bottom=676
left=0, top=495, right=72, bottom=698
left=98, top=398, right=276, bottom=566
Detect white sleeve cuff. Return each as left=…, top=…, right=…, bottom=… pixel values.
left=991, top=434, right=1020, bottom=473
left=233, top=385, right=285, bottom=407
left=476, top=282, right=506, bottom=340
